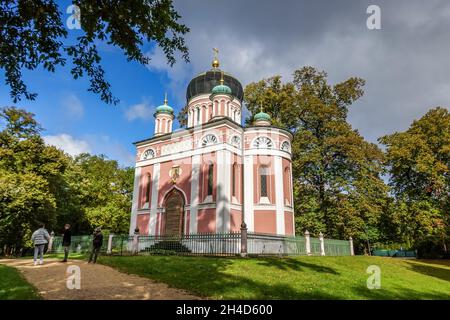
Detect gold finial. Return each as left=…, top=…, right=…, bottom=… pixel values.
left=212, top=48, right=220, bottom=68
left=220, top=71, right=224, bottom=85
left=260, top=100, right=264, bottom=112
left=164, top=92, right=168, bottom=105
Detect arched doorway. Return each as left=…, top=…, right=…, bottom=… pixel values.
left=163, top=189, right=185, bottom=235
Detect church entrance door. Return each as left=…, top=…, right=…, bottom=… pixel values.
left=163, top=189, right=185, bottom=236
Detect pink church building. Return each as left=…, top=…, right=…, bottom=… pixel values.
left=129, top=54, right=294, bottom=237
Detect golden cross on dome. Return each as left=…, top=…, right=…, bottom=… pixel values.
left=164, top=92, right=168, bottom=105
left=212, top=48, right=220, bottom=68
left=220, top=71, right=224, bottom=85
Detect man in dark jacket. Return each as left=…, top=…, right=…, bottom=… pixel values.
left=62, top=224, right=71, bottom=262
left=88, top=227, right=103, bottom=264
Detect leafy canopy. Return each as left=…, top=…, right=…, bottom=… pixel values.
left=0, top=0, right=189, bottom=104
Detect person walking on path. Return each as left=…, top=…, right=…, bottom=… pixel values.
left=88, top=227, right=103, bottom=264
left=61, top=224, right=72, bottom=262
left=31, top=223, right=50, bottom=266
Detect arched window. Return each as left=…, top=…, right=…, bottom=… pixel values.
left=281, top=141, right=291, bottom=152
left=253, top=136, right=273, bottom=149
left=232, top=163, right=237, bottom=197
left=201, top=134, right=218, bottom=147
left=259, top=166, right=269, bottom=198
left=207, top=163, right=214, bottom=196
left=196, top=107, right=200, bottom=124
left=145, top=173, right=151, bottom=203
left=284, top=167, right=291, bottom=205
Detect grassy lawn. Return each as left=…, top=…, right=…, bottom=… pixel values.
left=98, top=255, right=450, bottom=299
left=0, top=264, right=41, bottom=300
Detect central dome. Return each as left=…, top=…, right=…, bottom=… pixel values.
left=186, top=70, right=244, bottom=102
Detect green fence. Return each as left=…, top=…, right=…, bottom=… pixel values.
left=51, top=232, right=352, bottom=257
left=324, top=239, right=351, bottom=256
left=372, top=249, right=416, bottom=257
left=50, top=235, right=108, bottom=254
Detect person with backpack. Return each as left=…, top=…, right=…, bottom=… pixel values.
left=88, top=227, right=103, bottom=264
left=31, top=223, right=51, bottom=266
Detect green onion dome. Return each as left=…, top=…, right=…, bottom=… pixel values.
left=155, top=104, right=173, bottom=114
left=211, top=83, right=232, bottom=95
left=155, top=94, right=174, bottom=115
left=254, top=111, right=271, bottom=122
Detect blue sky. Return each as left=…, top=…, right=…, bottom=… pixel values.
left=0, top=1, right=184, bottom=166
left=1, top=0, right=450, bottom=166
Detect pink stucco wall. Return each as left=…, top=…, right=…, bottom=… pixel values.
left=284, top=212, right=294, bottom=236
left=197, top=208, right=216, bottom=233
left=254, top=210, right=277, bottom=234
left=230, top=209, right=242, bottom=232
left=136, top=214, right=149, bottom=235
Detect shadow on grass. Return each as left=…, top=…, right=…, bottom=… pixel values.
left=255, top=257, right=339, bottom=274
left=101, top=255, right=341, bottom=299
left=415, top=259, right=450, bottom=268
left=351, top=284, right=450, bottom=300
left=98, top=255, right=450, bottom=300
left=405, top=261, right=450, bottom=283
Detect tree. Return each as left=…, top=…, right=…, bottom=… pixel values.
left=0, top=107, right=134, bottom=254
left=380, top=107, right=450, bottom=255
left=0, top=107, right=67, bottom=254
left=0, top=0, right=189, bottom=104
left=244, top=67, right=388, bottom=251
left=71, top=153, right=133, bottom=234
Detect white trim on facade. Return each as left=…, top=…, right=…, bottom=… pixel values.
left=253, top=204, right=277, bottom=211
left=274, top=155, right=285, bottom=235
left=129, top=166, right=141, bottom=235
left=189, top=154, right=200, bottom=234
left=148, top=163, right=160, bottom=235
left=216, top=149, right=231, bottom=233
left=290, top=161, right=295, bottom=236
left=243, top=155, right=254, bottom=232
left=135, top=143, right=293, bottom=169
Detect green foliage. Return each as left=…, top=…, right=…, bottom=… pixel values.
left=0, top=107, right=133, bottom=253
left=244, top=67, right=388, bottom=250
left=0, top=0, right=189, bottom=104
left=380, top=107, right=450, bottom=254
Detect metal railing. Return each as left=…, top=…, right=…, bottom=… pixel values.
left=50, top=232, right=353, bottom=257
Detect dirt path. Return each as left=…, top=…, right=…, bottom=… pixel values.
left=0, top=258, right=200, bottom=300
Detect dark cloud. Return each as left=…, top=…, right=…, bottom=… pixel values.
left=149, top=0, right=450, bottom=143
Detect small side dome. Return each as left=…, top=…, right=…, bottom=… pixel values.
left=212, top=83, right=232, bottom=95
left=209, top=71, right=233, bottom=100
left=155, top=94, right=174, bottom=116
left=155, top=104, right=174, bottom=114
left=254, top=111, right=271, bottom=122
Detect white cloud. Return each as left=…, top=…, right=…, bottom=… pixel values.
left=145, top=0, right=450, bottom=143
left=43, top=133, right=134, bottom=166
left=61, top=93, right=84, bottom=119
left=125, top=100, right=154, bottom=121
left=84, top=134, right=135, bottom=166
left=43, top=134, right=91, bottom=156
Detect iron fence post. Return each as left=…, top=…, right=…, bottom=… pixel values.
left=240, top=222, right=247, bottom=257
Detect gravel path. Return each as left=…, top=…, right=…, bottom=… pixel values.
left=0, top=258, right=199, bottom=300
